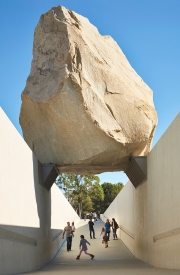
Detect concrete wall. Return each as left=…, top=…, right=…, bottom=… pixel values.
left=0, top=107, right=80, bottom=275
left=101, top=180, right=135, bottom=254
left=103, top=112, right=180, bottom=270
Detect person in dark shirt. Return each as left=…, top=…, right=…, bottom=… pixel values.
left=103, top=232, right=109, bottom=248
left=111, top=218, right=119, bottom=240
left=88, top=218, right=96, bottom=239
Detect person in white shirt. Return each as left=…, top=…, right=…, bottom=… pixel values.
left=100, top=227, right=105, bottom=243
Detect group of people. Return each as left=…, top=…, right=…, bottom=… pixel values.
left=83, top=212, right=99, bottom=222
left=62, top=219, right=95, bottom=260
left=62, top=217, right=119, bottom=260
left=100, top=218, right=119, bottom=248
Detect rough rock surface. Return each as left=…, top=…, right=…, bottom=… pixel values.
left=20, top=6, right=157, bottom=174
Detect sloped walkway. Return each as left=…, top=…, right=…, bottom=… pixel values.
left=22, top=220, right=180, bottom=275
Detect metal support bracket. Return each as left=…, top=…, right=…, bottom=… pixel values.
left=125, top=156, right=147, bottom=188
left=41, top=164, right=59, bottom=191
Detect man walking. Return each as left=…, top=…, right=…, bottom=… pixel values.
left=62, top=222, right=72, bottom=251
left=88, top=218, right=96, bottom=239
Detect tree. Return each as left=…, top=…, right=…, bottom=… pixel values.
left=81, top=196, right=93, bottom=216
left=101, top=182, right=124, bottom=213
left=89, top=182, right=104, bottom=213
left=56, top=174, right=104, bottom=217
left=55, top=173, right=75, bottom=202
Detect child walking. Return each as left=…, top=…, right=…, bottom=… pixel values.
left=71, top=221, right=75, bottom=237
left=103, top=232, right=109, bottom=248
left=76, top=235, right=95, bottom=260
left=100, top=227, right=105, bottom=243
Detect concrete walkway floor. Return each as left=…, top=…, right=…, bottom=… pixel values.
left=21, top=220, right=180, bottom=275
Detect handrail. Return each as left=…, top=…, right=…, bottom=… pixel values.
left=120, top=226, right=134, bottom=239
left=52, top=230, right=63, bottom=241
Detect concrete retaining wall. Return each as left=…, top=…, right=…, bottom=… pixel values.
left=0, top=108, right=80, bottom=275
left=103, top=113, right=180, bottom=270
left=101, top=180, right=135, bottom=254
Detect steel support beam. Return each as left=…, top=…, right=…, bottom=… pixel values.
left=41, top=164, right=59, bottom=191
left=125, top=156, right=147, bottom=188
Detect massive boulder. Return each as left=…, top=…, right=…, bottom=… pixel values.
left=20, top=6, right=157, bottom=174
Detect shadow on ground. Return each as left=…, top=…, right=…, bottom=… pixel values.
left=20, top=220, right=180, bottom=275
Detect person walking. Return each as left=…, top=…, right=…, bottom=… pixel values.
left=111, top=218, right=119, bottom=240
left=76, top=235, right=95, bottom=260
left=104, top=219, right=111, bottom=239
left=100, top=227, right=105, bottom=243
left=88, top=218, right=96, bottom=239
left=62, top=221, right=72, bottom=251
left=103, top=232, right=109, bottom=248
left=97, top=211, right=100, bottom=219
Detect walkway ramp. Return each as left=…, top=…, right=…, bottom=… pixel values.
left=21, top=220, right=180, bottom=275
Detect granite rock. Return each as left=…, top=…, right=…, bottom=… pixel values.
left=20, top=6, right=157, bottom=174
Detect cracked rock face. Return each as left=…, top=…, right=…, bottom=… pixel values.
left=20, top=6, right=157, bottom=174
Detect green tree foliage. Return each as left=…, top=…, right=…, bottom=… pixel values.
left=81, top=196, right=93, bottom=216
left=89, top=182, right=104, bottom=213
left=56, top=174, right=124, bottom=216
left=101, top=182, right=124, bottom=213
left=56, top=174, right=104, bottom=217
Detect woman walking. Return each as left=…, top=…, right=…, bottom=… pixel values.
left=104, top=219, right=111, bottom=240
left=111, top=218, right=119, bottom=240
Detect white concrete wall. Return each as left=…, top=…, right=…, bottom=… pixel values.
left=0, top=107, right=80, bottom=275
left=101, top=181, right=135, bottom=254
left=103, top=112, right=180, bottom=270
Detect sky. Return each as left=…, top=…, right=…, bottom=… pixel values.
left=0, top=0, right=179, bottom=185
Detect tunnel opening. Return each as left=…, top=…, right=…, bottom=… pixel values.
left=54, top=171, right=126, bottom=218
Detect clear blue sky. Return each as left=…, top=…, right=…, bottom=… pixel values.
left=1, top=0, right=179, bottom=184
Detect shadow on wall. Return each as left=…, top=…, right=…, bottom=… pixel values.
left=0, top=154, right=64, bottom=275
left=33, top=153, right=52, bottom=261
left=0, top=225, right=62, bottom=248
left=0, top=108, right=80, bottom=275
left=0, top=222, right=63, bottom=275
